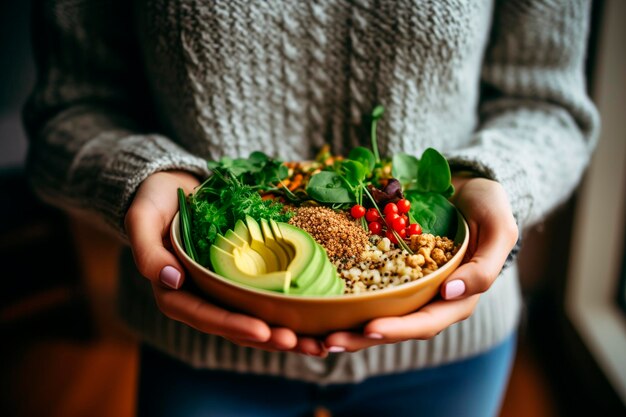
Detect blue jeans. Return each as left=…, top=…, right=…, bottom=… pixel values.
left=137, top=333, right=516, bottom=417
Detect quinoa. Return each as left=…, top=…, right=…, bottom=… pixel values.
left=288, top=206, right=369, bottom=262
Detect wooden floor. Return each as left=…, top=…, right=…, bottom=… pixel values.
left=0, top=218, right=559, bottom=417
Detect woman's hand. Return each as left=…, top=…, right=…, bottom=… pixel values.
left=323, top=177, right=519, bottom=352
left=125, top=171, right=327, bottom=356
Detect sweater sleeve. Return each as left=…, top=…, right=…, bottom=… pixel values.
left=445, top=0, right=600, bottom=230
left=23, top=0, right=210, bottom=238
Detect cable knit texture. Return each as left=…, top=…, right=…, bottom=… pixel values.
left=24, top=0, right=598, bottom=383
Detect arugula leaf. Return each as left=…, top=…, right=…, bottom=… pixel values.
left=306, top=171, right=355, bottom=203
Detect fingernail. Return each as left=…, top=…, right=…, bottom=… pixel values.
left=444, top=279, right=466, bottom=299
left=327, top=346, right=345, bottom=353
left=160, top=266, right=182, bottom=289
left=367, top=333, right=384, bottom=339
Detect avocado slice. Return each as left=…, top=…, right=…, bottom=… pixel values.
left=328, top=274, right=346, bottom=295
left=232, top=247, right=260, bottom=275
left=290, top=255, right=335, bottom=295
left=210, top=245, right=291, bottom=292
left=260, top=218, right=291, bottom=270
left=240, top=217, right=281, bottom=272
left=313, top=260, right=341, bottom=295
left=270, top=219, right=295, bottom=259
left=276, top=222, right=324, bottom=289
left=233, top=219, right=252, bottom=243
left=214, top=234, right=267, bottom=274
left=224, top=229, right=247, bottom=247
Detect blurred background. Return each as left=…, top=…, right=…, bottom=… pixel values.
left=1, top=1, right=624, bottom=416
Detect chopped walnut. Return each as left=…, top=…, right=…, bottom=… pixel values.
left=431, top=248, right=447, bottom=266
left=406, top=254, right=424, bottom=268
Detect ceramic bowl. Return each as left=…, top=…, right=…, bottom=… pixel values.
left=171, top=210, right=469, bottom=336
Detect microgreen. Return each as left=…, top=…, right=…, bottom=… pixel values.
left=370, top=105, right=384, bottom=163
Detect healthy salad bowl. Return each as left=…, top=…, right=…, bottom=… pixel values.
left=171, top=106, right=469, bottom=335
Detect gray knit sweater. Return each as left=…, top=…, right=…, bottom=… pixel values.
left=24, top=0, right=598, bottom=384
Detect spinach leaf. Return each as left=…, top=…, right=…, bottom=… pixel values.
left=306, top=171, right=356, bottom=203
left=416, top=148, right=451, bottom=194
left=342, top=160, right=368, bottom=187
left=392, top=153, right=419, bottom=189
left=441, top=183, right=455, bottom=199
left=405, top=191, right=457, bottom=238
left=348, top=146, right=376, bottom=174
left=248, top=151, right=269, bottom=165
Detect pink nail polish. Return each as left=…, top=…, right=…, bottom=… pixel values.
left=160, top=265, right=182, bottom=289
left=328, top=346, right=346, bottom=353
left=444, top=279, right=466, bottom=299
left=367, top=333, right=384, bottom=339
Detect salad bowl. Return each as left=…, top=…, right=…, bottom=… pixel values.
left=170, top=209, right=468, bottom=336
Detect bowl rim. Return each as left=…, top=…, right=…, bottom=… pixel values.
left=171, top=209, right=469, bottom=303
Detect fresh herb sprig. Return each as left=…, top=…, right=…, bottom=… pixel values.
left=186, top=156, right=294, bottom=266
left=207, top=151, right=289, bottom=190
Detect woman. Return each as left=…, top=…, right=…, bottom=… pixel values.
left=24, top=1, right=598, bottom=416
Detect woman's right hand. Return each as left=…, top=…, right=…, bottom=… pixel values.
left=124, top=171, right=327, bottom=356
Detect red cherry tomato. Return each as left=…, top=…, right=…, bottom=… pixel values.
left=385, top=213, right=400, bottom=226
left=397, top=199, right=411, bottom=213
left=383, top=203, right=399, bottom=216
left=408, top=223, right=422, bottom=236
left=385, top=230, right=398, bottom=244
left=351, top=204, right=366, bottom=218
left=368, top=221, right=382, bottom=235
left=401, top=214, right=408, bottom=223
left=365, top=208, right=381, bottom=223
left=397, top=228, right=407, bottom=239
left=392, top=216, right=407, bottom=232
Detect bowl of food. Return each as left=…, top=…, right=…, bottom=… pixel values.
left=171, top=210, right=468, bottom=335
left=171, top=106, right=469, bottom=335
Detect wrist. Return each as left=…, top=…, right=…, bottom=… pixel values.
left=153, top=170, right=201, bottom=189
left=451, top=170, right=482, bottom=198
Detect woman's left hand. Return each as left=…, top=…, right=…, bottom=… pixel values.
left=323, top=176, right=519, bottom=352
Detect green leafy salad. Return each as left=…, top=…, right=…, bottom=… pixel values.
left=177, top=106, right=460, bottom=295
